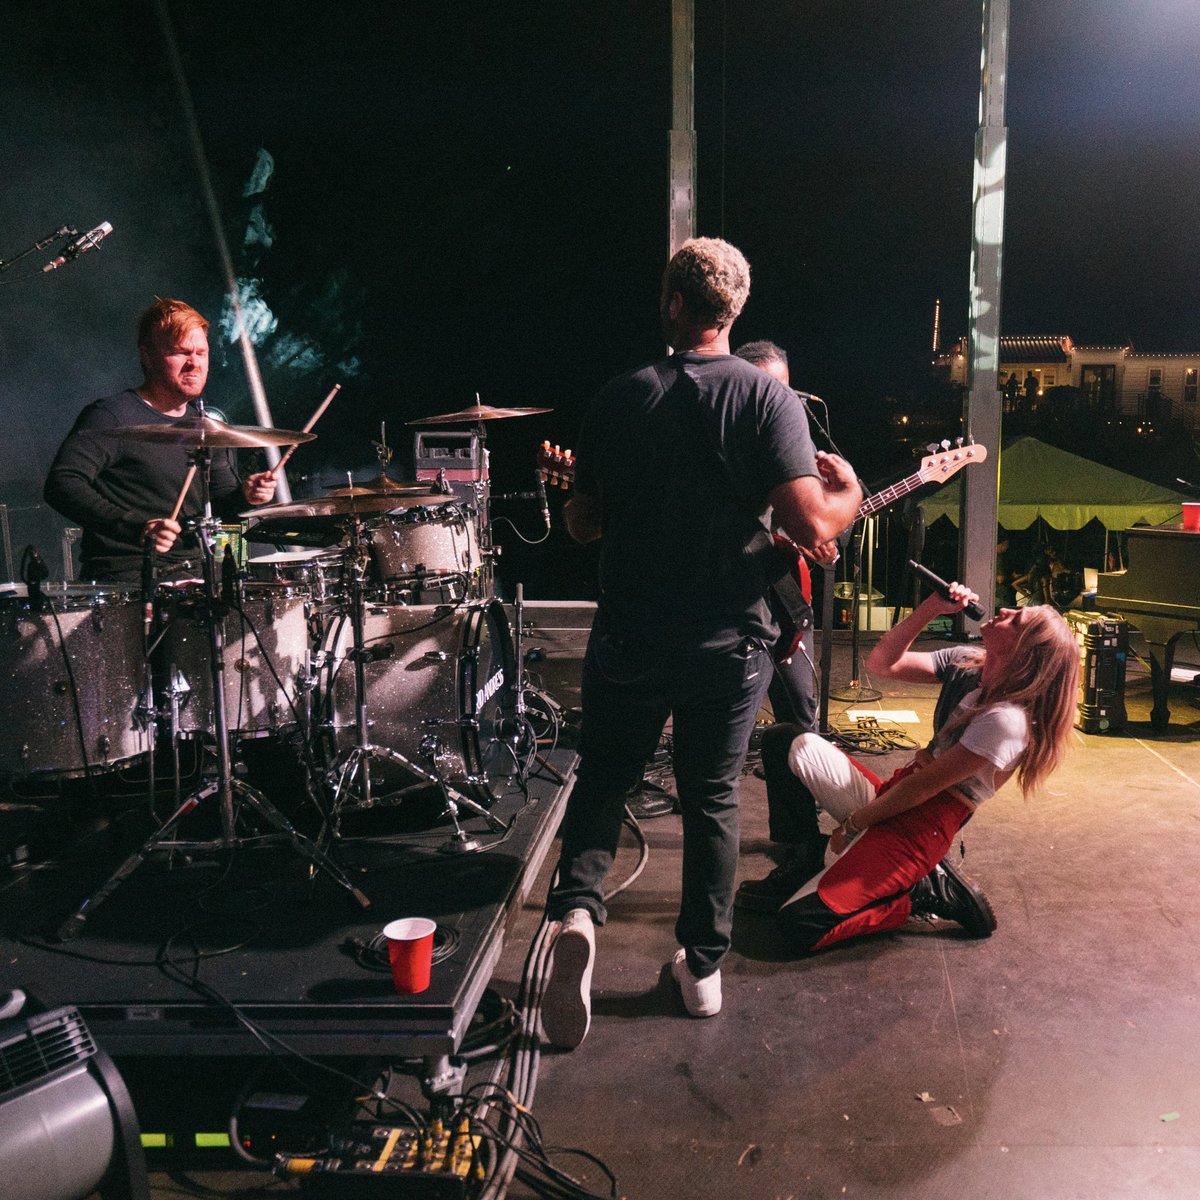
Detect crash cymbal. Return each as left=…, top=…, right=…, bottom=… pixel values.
left=407, top=403, right=552, bottom=425
left=107, top=415, right=316, bottom=450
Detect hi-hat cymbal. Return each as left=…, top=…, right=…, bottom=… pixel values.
left=107, top=415, right=316, bottom=450
left=407, top=403, right=552, bottom=425
left=323, top=477, right=433, bottom=496
left=241, top=491, right=440, bottom=522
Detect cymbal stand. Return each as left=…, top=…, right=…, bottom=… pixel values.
left=326, top=514, right=506, bottom=847
left=58, top=436, right=369, bottom=940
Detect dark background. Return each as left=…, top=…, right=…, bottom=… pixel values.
left=3, top=0, right=1198, bottom=593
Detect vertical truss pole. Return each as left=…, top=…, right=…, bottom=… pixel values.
left=669, top=0, right=697, bottom=258
left=958, top=0, right=1009, bottom=624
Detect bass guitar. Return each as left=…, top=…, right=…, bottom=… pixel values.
left=773, top=439, right=988, bottom=663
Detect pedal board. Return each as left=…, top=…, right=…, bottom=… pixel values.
left=276, top=1119, right=482, bottom=1197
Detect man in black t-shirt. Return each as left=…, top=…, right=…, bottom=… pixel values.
left=45, top=298, right=276, bottom=582
left=540, top=239, right=862, bottom=1048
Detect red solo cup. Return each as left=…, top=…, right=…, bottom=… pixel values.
left=383, top=918, right=437, bottom=994
left=1183, top=502, right=1200, bottom=532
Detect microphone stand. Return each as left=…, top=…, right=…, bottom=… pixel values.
left=0, top=225, right=74, bottom=273
left=58, top=415, right=370, bottom=940
left=795, top=392, right=880, bottom=718
left=828, top=522, right=882, bottom=706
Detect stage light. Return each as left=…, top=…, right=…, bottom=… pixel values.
left=0, top=992, right=148, bottom=1200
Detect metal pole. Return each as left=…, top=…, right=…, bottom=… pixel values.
left=669, top=0, right=697, bottom=258
left=153, top=0, right=291, bottom=502
left=958, top=0, right=1009, bottom=626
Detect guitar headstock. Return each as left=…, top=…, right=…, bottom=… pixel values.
left=536, top=441, right=576, bottom=489
left=917, top=437, right=988, bottom=484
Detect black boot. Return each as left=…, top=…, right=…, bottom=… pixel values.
left=736, top=837, right=828, bottom=914
left=909, top=858, right=997, bottom=937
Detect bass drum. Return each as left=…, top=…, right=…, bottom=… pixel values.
left=0, top=586, right=148, bottom=777
left=326, top=601, right=515, bottom=804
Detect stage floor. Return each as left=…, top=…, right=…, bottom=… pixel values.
left=3, top=616, right=1200, bottom=1199
left=0, top=746, right=576, bottom=1061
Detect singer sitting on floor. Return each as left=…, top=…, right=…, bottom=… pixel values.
left=747, top=582, right=1079, bottom=950
left=45, top=297, right=276, bottom=583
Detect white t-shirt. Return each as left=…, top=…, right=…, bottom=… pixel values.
left=929, top=689, right=1029, bottom=805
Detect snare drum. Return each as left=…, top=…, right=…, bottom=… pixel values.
left=0, top=586, right=147, bottom=777
left=157, top=583, right=312, bottom=737
left=326, top=600, right=515, bottom=803
left=367, top=500, right=480, bottom=598
left=247, top=548, right=345, bottom=605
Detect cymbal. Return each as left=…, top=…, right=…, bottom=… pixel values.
left=242, top=491, right=442, bottom=522
left=108, top=415, right=316, bottom=450
left=407, top=403, right=552, bottom=425
left=323, top=477, right=433, bottom=497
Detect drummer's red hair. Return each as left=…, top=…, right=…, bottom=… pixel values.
left=136, top=297, right=208, bottom=348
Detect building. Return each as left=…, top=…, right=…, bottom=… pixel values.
left=937, top=335, right=1200, bottom=431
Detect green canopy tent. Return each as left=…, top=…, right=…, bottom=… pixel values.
left=918, top=436, right=1189, bottom=531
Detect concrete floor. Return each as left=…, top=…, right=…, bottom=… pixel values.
left=129, top=625, right=1200, bottom=1199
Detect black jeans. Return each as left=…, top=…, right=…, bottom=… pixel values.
left=759, top=722, right=826, bottom=877
left=548, top=626, right=772, bottom=978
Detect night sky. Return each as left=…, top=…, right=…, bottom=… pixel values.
left=3, top=0, right=1198, bottom=583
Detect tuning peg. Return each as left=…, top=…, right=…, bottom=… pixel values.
left=926, top=443, right=939, bottom=454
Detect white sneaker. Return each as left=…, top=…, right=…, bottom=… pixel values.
left=670, top=947, right=722, bottom=1018
left=541, top=909, right=595, bottom=1049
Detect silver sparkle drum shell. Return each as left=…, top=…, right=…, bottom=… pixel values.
left=326, top=601, right=514, bottom=803
left=0, top=587, right=148, bottom=777
left=157, top=583, right=311, bottom=737
left=366, top=501, right=480, bottom=592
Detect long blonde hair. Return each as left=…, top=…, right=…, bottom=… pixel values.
left=978, top=606, right=1079, bottom=796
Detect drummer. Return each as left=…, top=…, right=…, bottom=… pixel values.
left=44, top=298, right=277, bottom=583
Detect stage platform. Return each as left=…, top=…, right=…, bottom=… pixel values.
left=0, top=746, right=576, bottom=1064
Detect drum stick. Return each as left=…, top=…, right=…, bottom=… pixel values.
left=271, top=383, right=342, bottom=477
left=169, top=465, right=197, bottom=522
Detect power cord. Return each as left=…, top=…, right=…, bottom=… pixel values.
left=829, top=713, right=920, bottom=755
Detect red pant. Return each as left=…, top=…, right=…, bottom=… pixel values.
left=777, top=763, right=972, bottom=952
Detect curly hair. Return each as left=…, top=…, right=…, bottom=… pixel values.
left=662, top=238, right=751, bottom=329
left=137, top=297, right=208, bottom=349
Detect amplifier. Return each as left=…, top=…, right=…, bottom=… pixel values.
left=414, top=431, right=486, bottom=482
left=1064, top=610, right=1128, bottom=733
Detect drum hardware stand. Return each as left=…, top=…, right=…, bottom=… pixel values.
left=58, top=434, right=370, bottom=941
left=325, top=515, right=507, bottom=848
left=510, top=583, right=564, bottom=785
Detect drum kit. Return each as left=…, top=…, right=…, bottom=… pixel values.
left=3, top=398, right=557, bottom=936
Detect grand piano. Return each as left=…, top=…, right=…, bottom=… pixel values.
left=1095, top=525, right=1200, bottom=731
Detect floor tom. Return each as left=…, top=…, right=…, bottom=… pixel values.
left=325, top=600, right=514, bottom=804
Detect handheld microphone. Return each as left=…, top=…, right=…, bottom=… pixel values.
left=535, top=475, right=551, bottom=528
left=141, top=537, right=156, bottom=638
left=42, top=221, right=113, bottom=271
left=792, top=389, right=824, bottom=404
left=907, top=559, right=986, bottom=621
